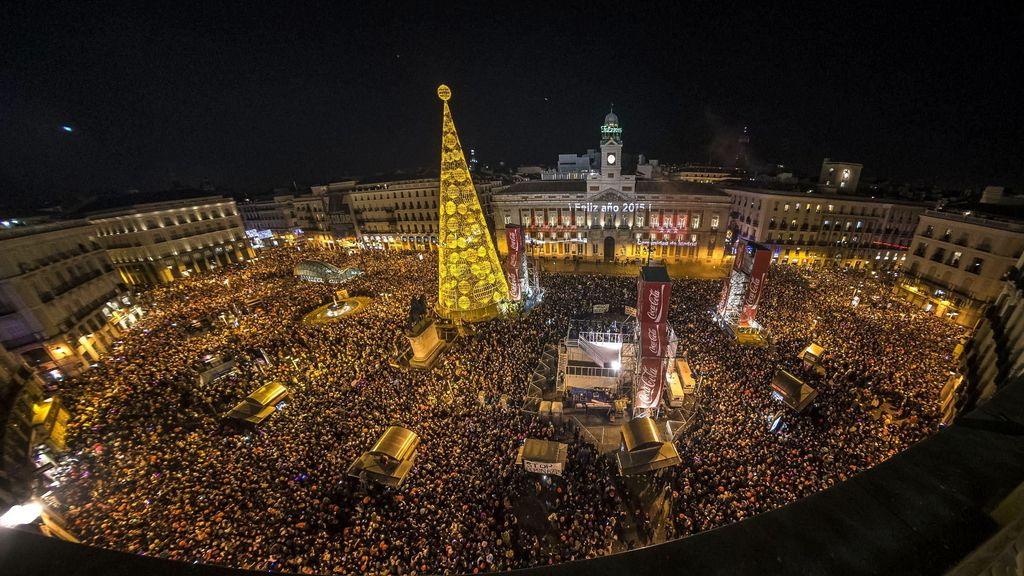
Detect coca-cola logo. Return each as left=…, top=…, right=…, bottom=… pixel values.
left=744, top=276, right=762, bottom=306
left=507, top=229, right=522, bottom=252
left=636, top=362, right=660, bottom=406
left=645, top=325, right=661, bottom=355
left=638, top=363, right=658, bottom=386
left=645, top=285, right=665, bottom=322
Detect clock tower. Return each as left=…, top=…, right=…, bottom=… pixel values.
left=600, top=106, right=623, bottom=177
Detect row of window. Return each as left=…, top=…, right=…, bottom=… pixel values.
left=509, top=209, right=719, bottom=229
left=399, top=223, right=437, bottom=233
left=109, top=239, right=245, bottom=264
left=919, top=225, right=995, bottom=252
left=733, top=195, right=917, bottom=225
left=914, top=243, right=985, bottom=274
left=97, top=209, right=237, bottom=236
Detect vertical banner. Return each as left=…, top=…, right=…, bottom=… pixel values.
left=733, top=241, right=750, bottom=272
left=634, top=355, right=666, bottom=409
left=637, top=267, right=671, bottom=325
left=505, top=225, right=525, bottom=302
left=739, top=245, right=772, bottom=326
left=640, top=322, right=671, bottom=358
left=716, top=275, right=732, bottom=317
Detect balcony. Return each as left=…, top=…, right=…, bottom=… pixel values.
left=52, top=269, right=108, bottom=298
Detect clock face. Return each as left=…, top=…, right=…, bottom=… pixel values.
left=607, top=153, right=616, bottom=165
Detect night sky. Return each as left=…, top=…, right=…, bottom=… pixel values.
left=2, top=2, right=1022, bottom=207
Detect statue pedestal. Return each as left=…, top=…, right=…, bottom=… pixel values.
left=405, top=319, right=447, bottom=370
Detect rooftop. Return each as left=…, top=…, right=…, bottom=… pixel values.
left=722, top=184, right=931, bottom=206
left=0, top=219, right=93, bottom=241
left=82, top=190, right=232, bottom=217
left=922, top=207, right=1024, bottom=232
left=499, top=179, right=728, bottom=197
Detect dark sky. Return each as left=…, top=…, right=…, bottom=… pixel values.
left=2, top=2, right=1022, bottom=206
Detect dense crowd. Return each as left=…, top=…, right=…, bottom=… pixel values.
left=53, top=247, right=964, bottom=574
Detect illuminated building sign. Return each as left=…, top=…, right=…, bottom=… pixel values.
left=572, top=202, right=650, bottom=213
left=601, top=125, right=623, bottom=137
left=635, top=239, right=698, bottom=247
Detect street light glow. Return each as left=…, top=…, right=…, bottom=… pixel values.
left=0, top=502, right=43, bottom=527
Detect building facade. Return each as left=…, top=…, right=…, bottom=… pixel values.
left=327, top=177, right=504, bottom=252
left=89, top=196, right=252, bottom=285
left=0, top=222, right=130, bottom=380
left=722, top=186, right=926, bottom=269
left=239, top=192, right=335, bottom=249
left=952, top=251, right=1024, bottom=420
left=667, top=165, right=744, bottom=184
left=819, top=158, right=863, bottom=192
left=291, top=193, right=332, bottom=248
left=491, top=110, right=733, bottom=263
left=238, top=195, right=297, bottom=241
left=898, top=209, right=1024, bottom=326
left=0, top=346, right=44, bottom=511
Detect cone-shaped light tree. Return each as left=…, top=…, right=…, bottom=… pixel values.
left=435, top=85, right=509, bottom=322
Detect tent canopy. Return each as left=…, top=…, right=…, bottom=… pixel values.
left=616, top=441, right=681, bottom=476
left=621, top=417, right=664, bottom=452
left=349, top=426, right=420, bottom=487
left=798, top=343, right=826, bottom=362
left=225, top=382, right=290, bottom=424
left=369, top=426, right=420, bottom=462
left=518, top=439, right=568, bottom=465
left=771, top=370, right=818, bottom=412
left=248, top=382, right=289, bottom=406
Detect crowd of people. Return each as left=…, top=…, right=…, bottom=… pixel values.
left=53, top=246, right=964, bottom=574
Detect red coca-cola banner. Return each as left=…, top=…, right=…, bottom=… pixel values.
left=505, top=226, right=525, bottom=302
left=716, top=275, right=732, bottom=317
left=634, top=355, right=666, bottom=409
left=639, top=321, right=671, bottom=358
left=739, top=245, right=772, bottom=326
left=637, top=275, right=671, bottom=325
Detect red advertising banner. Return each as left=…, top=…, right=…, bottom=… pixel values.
left=733, top=241, right=748, bottom=272
left=638, top=267, right=671, bottom=325
left=639, top=321, right=671, bottom=359
left=505, top=226, right=525, bottom=302
left=739, top=245, right=772, bottom=326
left=716, top=275, right=732, bottom=317
left=634, top=355, right=666, bottom=409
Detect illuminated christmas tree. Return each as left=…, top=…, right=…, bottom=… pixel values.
left=435, top=84, right=509, bottom=322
